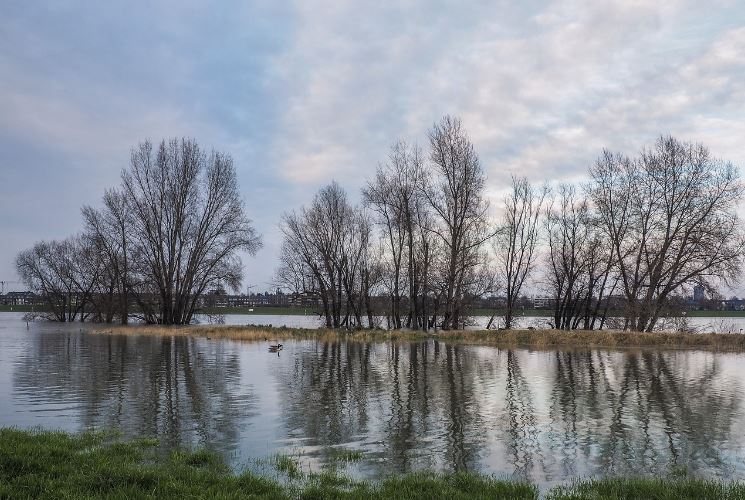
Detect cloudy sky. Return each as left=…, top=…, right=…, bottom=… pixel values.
left=2, top=1, right=745, bottom=293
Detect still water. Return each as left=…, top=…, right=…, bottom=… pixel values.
left=1, top=312, right=744, bottom=490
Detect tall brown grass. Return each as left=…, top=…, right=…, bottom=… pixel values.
left=91, top=324, right=745, bottom=351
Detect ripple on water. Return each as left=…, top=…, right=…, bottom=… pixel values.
left=1, top=312, right=745, bottom=491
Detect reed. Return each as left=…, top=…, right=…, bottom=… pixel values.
left=92, top=324, right=745, bottom=351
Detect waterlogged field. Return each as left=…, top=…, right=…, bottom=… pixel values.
left=1, top=312, right=745, bottom=493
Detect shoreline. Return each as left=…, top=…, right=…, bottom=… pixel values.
left=92, top=324, right=745, bottom=351
left=6, top=304, right=745, bottom=318
left=1, top=427, right=743, bottom=499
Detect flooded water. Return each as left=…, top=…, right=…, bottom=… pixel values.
left=1, top=312, right=745, bottom=490
left=201, top=312, right=745, bottom=334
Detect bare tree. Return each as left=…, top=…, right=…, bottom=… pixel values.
left=425, top=116, right=493, bottom=329
left=16, top=236, right=102, bottom=321
left=121, top=138, right=261, bottom=324
left=278, top=182, right=371, bottom=329
left=492, top=176, right=546, bottom=329
left=589, top=136, right=745, bottom=331
left=363, top=140, right=431, bottom=329
left=544, top=184, right=615, bottom=330
left=82, top=188, right=132, bottom=323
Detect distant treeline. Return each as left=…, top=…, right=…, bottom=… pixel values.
left=276, top=116, right=744, bottom=332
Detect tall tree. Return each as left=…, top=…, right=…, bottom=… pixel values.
left=363, top=140, right=430, bottom=329
left=544, top=184, right=615, bottom=330
left=424, top=116, right=492, bottom=330
left=493, top=176, right=546, bottom=329
left=82, top=188, right=132, bottom=323
left=589, top=136, right=745, bottom=331
left=120, top=138, right=261, bottom=324
left=278, top=182, right=371, bottom=329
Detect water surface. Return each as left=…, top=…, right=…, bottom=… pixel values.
left=1, top=312, right=744, bottom=490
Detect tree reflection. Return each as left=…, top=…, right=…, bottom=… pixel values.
left=12, top=333, right=744, bottom=486
left=277, top=342, right=742, bottom=483
left=277, top=340, right=488, bottom=474
left=546, top=350, right=740, bottom=478
left=12, top=331, right=253, bottom=455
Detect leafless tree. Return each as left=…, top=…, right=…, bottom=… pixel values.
left=424, top=116, right=493, bottom=329
left=544, top=184, right=615, bottom=330
left=120, top=138, right=261, bottom=324
left=363, top=140, right=431, bottom=329
left=16, top=236, right=102, bottom=321
left=589, top=136, right=745, bottom=331
left=82, top=188, right=132, bottom=323
left=493, top=176, right=546, bottom=329
left=278, top=182, right=372, bottom=329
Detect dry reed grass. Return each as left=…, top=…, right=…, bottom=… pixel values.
left=91, top=324, right=745, bottom=351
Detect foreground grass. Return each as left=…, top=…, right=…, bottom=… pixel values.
left=0, top=428, right=533, bottom=499
left=1, top=429, right=744, bottom=499
left=546, top=476, right=745, bottom=499
left=93, top=323, right=745, bottom=351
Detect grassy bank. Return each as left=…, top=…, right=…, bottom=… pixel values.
left=199, top=306, right=745, bottom=318
left=93, top=324, right=745, bottom=351
left=0, top=305, right=38, bottom=312
left=4, top=304, right=745, bottom=317
left=1, top=428, right=743, bottom=499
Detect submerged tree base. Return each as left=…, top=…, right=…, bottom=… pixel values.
left=93, top=324, right=745, bottom=351
left=0, top=428, right=743, bottom=499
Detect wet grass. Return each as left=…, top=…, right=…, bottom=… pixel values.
left=0, top=427, right=284, bottom=499
left=328, top=447, right=364, bottom=462
left=94, top=323, right=745, bottom=351
left=272, top=453, right=303, bottom=479
left=546, top=476, right=745, bottom=499
left=1, top=428, right=744, bottom=499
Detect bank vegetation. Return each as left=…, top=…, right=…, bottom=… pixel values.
left=92, top=324, right=745, bottom=351
left=1, top=428, right=743, bottom=499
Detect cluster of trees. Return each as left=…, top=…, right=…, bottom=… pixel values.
left=278, top=116, right=745, bottom=332
left=278, top=117, right=498, bottom=330
left=16, top=139, right=261, bottom=324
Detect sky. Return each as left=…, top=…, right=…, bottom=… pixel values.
left=2, top=1, right=745, bottom=295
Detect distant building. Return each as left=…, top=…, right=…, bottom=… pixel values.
left=532, top=296, right=554, bottom=309
left=693, top=285, right=705, bottom=303
left=721, top=298, right=745, bottom=311
left=199, top=289, right=293, bottom=308
left=1, top=291, right=37, bottom=306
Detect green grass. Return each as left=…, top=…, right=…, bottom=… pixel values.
left=546, top=476, right=745, bottom=499
left=272, top=453, right=303, bottom=479
left=684, top=310, right=745, bottom=317
left=199, top=307, right=745, bottom=318
left=189, top=306, right=745, bottom=319
left=0, top=427, right=285, bottom=499
left=1, top=428, right=744, bottom=499
left=328, top=448, right=364, bottom=462
left=4, top=304, right=745, bottom=318
left=199, top=306, right=318, bottom=316
left=0, top=305, right=40, bottom=312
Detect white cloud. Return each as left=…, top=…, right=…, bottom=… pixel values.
left=3, top=0, right=745, bottom=289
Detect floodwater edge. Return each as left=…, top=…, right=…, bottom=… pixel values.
left=2, top=428, right=743, bottom=499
